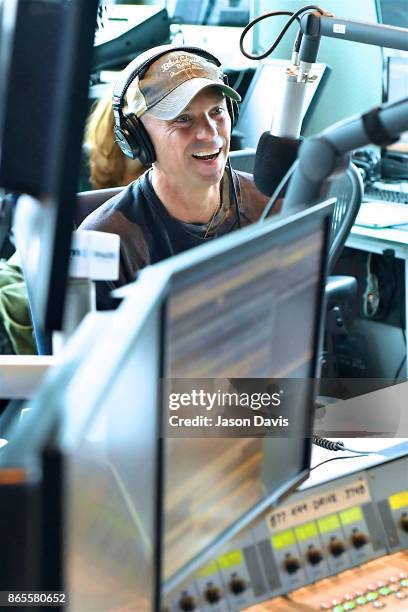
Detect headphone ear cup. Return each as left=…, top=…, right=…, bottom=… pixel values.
left=137, top=120, right=156, bottom=166
left=114, top=124, right=138, bottom=160
left=115, top=114, right=156, bottom=166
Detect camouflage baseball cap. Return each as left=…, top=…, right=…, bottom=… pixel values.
left=126, top=49, right=241, bottom=120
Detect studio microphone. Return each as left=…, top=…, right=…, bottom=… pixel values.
left=254, top=29, right=321, bottom=197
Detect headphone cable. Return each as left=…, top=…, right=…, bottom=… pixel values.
left=227, top=157, right=241, bottom=229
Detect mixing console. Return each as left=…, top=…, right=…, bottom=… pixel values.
left=164, top=450, right=408, bottom=612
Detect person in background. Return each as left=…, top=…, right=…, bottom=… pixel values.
left=0, top=194, right=36, bottom=355
left=83, top=88, right=145, bottom=190
left=0, top=255, right=36, bottom=354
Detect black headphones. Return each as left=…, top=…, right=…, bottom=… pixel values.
left=112, top=45, right=239, bottom=166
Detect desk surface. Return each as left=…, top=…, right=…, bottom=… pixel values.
left=349, top=200, right=408, bottom=256
left=352, top=199, right=408, bottom=240
left=351, top=223, right=408, bottom=245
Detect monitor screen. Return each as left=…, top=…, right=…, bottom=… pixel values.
left=235, top=59, right=329, bottom=148
left=385, top=54, right=408, bottom=155
left=168, top=0, right=250, bottom=27
left=161, top=201, right=332, bottom=587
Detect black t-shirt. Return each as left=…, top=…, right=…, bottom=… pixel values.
left=80, top=167, right=270, bottom=308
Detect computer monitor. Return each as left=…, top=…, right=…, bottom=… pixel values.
left=0, top=0, right=99, bottom=336
left=168, top=0, right=250, bottom=27
left=377, top=0, right=408, bottom=28
left=92, top=8, right=171, bottom=72
left=2, top=199, right=333, bottom=607
left=161, top=201, right=332, bottom=590
left=235, top=59, right=329, bottom=148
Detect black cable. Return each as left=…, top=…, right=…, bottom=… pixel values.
left=240, top=11, right=300, bottom=60
left=259, top=160, right=299, bottom=222
left=227, top=158, right=241, bottom=229
left=310, top=454, right=369, bottom=473
left=313, top=436, right=344, bottom=451
left=313, top=435, right=374, bottom=455
left=239, top=5, right=327, bottom=61
left=293, top=28, right=303, bottom=54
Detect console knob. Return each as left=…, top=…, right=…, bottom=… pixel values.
left=204, top=584, right=221, bottom=604
left=307, top=545, right=323, bottom=565
left=351, top=529, right=369, bottom=549
left=229, top=574, right=247, bottom=595
left=284, top=553, right=301, bottom=574
left=400, top=512, right=408, bottom=533
left=178, top=593, right=196, bottom=611
left=329, top=537, right=345, bottom=557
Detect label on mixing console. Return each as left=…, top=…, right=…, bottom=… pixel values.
left=389, top=490, right=408, bottom=510
left=196, top=561, right=219, bottom=578
left=266, top=478, right=371, bottom=532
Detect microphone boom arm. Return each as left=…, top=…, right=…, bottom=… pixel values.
left=253, top=6, right=408, bottom=203
left=301, top=12, right=408, bottom=52
left=280, top=7, right=408, bottom=211
left=283, top=97, right=408, bottom=212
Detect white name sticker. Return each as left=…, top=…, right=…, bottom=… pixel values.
left=333, top=23, right=346, bottom=34
left=266, top=478, right=371, bottom=532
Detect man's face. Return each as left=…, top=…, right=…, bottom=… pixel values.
left=142, top=86, right=231, bottom=190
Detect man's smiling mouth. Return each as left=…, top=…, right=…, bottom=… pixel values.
left=192, top=148, right=221, bottom=161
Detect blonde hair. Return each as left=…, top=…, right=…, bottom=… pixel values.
left=85, top=88, right=144, bottom=189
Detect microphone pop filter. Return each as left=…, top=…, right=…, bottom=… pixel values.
left=254, top=133, right=302, bottom=197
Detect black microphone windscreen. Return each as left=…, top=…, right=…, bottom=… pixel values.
left=254, top=133, right=302, bottom=197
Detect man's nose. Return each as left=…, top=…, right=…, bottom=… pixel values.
left=195, top=114, right=218, bottom=140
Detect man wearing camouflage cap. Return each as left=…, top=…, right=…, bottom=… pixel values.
left=81, top=45, right=271, bottom=306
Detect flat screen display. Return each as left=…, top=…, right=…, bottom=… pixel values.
left=162, top=205, right=331, bottom=584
